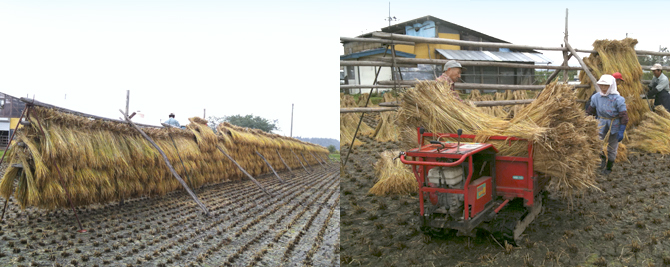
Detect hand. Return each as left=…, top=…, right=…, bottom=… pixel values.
left=617, top=125, right=626, bottom=142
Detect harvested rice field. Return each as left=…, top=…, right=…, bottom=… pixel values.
left=0, top=164, right=340, bottom=266
left=341, top=133, right=670, bottom=267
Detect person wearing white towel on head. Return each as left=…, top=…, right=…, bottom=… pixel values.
left=586, top=74, right=628, bottom=175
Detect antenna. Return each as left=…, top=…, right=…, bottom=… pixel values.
left=384, top=2, right=397, bottom=26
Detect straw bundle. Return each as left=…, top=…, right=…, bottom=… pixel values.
left=578, top=38, right=647, bottom=127
left=397, top=81, right=600, bottom=197
left=0, top=106, right=328, bottom=210
left=340, top=93, right=374, bottom=147
left=368, top=150, right=418, bottom=196
left=373, top=112, right=399, bottom=142
left=629, top=106, right=670, bottom=154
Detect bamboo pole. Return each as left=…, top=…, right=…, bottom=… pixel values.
left=120, top=109, right=210, bottom=216
left=218, top=146, right=271, bottom=196
left=255, top=150, right=284, bottom=184
left=275, top=149, right=296, bottom=178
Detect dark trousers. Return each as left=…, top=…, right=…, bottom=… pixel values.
left=653, top=90, right=670, bottom=111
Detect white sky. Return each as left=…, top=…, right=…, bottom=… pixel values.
left=0, top=1, right=339, bottom=140
left=339, top=0, right=670, bottom=68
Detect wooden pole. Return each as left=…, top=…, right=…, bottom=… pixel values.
left=340, top=84, right=413, bottom=89
left=377, top=80, right=589, bottom=90
left=125, top=90, right=129, bottom=118
left=217, top=146, right=271, bottom=196
left=375, top=58, right=582, bottom=70
left=119, top=109, right=210, bottom=216
left=340, top=37, right=414, bottom=45
left=308, top=150, right=327, bottom=170
left=290, top=148, right=310, bottom=174
left=340, top=61, right=417, bottom=67
left=343, top=45, right=389, bottom=167
left=340, top=107, right=398, bottom=113
left=564, top=39, right=598, bottom=88
left=300, top=152, right=315, bottom=171
left=255, top=150, right=284, bottom=184
left=275, top=149, right=296, bottom=178
left=563, top=9, right=569, bottom=82
left=545, top=52, right=573, bottom=85
left=372, top=32, right=595, bottom=53
left=22, top=98, right=161, bottom=128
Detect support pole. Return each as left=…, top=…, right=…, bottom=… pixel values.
left=343, top=45, right=389, bottom=167
left=1, top=169, right=21, bottom=221
left=308, top=150, right=327, bottom=170
left=162, top=123, right=193, bottom=189
left=120, top=109, right=210, bottom=216
left=290, top=148, right=310, bottom=174
left=545, top=52, right=573, bottom=85
left=125, top=90, right=129, bottom=117
left=563, top=10, right=598, bottom=88
left=300, top=152, right=315, bottom=172
left=562, top=11, right=569, bottom=83
left=218, top=146, right=271, bottom=196
left=0, top=106, right=27, bottom=170
left=290, top=104, right=294, bottom=137
left=275, top=149, right=295, bottom=178
left=255, top=150, right=284, bottom=184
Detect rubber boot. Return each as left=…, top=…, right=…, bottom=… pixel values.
left=602, top=160, right=614, bottom=175
left=600, top=154, right=607, bottom=170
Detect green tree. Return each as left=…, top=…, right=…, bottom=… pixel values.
left=327, top=145, right=337, bottom=154
left=224, top=114, right=278, bottom=133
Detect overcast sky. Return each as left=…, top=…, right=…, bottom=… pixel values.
left=0, top=1, right=339, bottom=140
left=339, top=0, right=669, bottom=67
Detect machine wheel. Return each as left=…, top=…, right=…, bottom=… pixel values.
left=490, top=199, right=527, bottom=246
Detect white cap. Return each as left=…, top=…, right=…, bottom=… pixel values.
left=443, top=60, right=464, bottom=71
left=651, top=64, right=663, bottom=70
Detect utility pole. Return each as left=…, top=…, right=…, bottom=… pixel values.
left=203, top=109, right=206, bottom=119
left=290, top=104, right=294, bottom=137
left=384, top=2, right=397, bottom=26
left=125, top=90, right=130, bottom=117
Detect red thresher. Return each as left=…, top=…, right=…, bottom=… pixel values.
left=399, top=127, right=549, bottom=244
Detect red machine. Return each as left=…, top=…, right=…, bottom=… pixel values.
left=399, top=127, right=548, bottom=244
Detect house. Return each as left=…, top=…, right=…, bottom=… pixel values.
left=0, top=93, right=25, bottom=149
left=341, top=15, right=552, bottom=92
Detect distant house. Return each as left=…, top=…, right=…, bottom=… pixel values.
left=0, top=93, right=25, bottom=149
left=341, top=15, right=552, bottom=92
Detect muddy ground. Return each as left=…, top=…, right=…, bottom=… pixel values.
left=0, top=163, right=339, bottom=266
left=341, top=118, right=670, bottom=267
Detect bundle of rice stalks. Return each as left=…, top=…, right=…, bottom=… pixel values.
left=373, top=112, right=399, bottom=142
left=340, top=93, right=374, bottom=147
left=0, top=106, right=328, bottom=210
left=629, top=106, right=670, bottom=154
left=357, top=93, right=372, bottom=107
left=578, top=38, right=647, bottom=127
left=397, top=80, right=600, bottom=198
left=369, top=150, right=418, bottom=196
left=382, top=91, right=401, bottom=103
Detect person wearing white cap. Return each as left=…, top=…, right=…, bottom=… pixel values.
left=586, top=74, right=628, bottom=175
left=165, top=113, right=180, bottom=127
left=647, top=63, right=670, bottom=111
left=436, top=60, right=464, bottom=102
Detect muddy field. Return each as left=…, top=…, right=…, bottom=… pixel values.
left=341, top=119, right=670, bottom=266
left=0, top=164, right=339, bottom=266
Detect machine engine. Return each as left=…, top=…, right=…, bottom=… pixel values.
left=426, top=167, right=464, bottom=215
